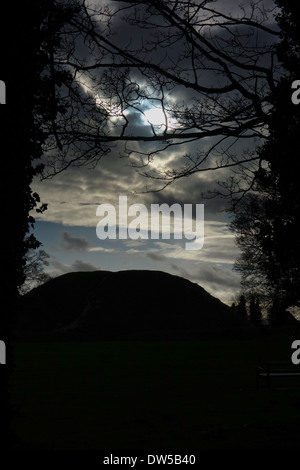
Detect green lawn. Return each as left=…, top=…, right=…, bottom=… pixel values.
left=9, top=332, right=300, bottom=450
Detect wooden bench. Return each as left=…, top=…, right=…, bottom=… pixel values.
left=256, top=361, right=300, bottom=389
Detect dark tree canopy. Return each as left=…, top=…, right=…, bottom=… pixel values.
left=0, top=0, right=81, bottom=447
left=230, top=0, right=300, bottom=314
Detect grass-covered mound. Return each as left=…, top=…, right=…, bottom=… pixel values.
left=17, top=270, right=251, bottom=340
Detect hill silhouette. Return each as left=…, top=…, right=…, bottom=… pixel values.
left=16, top=270, right=253, bottom=340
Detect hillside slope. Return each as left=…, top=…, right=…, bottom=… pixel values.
left=17, top=270, right=252, bottom=339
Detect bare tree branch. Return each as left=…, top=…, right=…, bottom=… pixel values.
left=41, top=0, right=283, bottom=196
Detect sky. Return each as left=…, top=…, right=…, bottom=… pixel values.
left=29, top=0, right=279, bottom=305
left=32, top=156, right=242, bottom=305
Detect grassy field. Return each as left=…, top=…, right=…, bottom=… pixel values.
left=8, top=330, right=300, bottom=451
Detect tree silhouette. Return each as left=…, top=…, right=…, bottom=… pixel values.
left=236, top=294, right=248, bottom=320
left=249, top=293, right=262, bottom=326
left=20, top=249, right=52, bottom=295
left=229, top=0, right=300, bottom=315
left=0, top=0, right=81, bottom=447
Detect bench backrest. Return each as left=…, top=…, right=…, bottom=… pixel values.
left=267, top=361, right=300, bottom=372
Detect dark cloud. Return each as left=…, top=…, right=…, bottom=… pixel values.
left=49, top=258, right=101, bottom=276
left=151, top=173, right=229, bottom=220
left=147, top=251, right=182, bottom=272
left=147, top=252, right=164, bottom=262
left=71, top=259, right=99, bottom=271
left=60, top=231, right=92, bottom=252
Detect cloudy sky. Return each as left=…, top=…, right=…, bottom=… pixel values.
left=32, top=152, right=242, bottom=304
left=29, top=0, right=279, bottom=305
